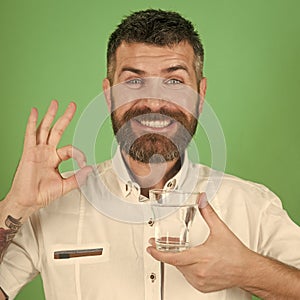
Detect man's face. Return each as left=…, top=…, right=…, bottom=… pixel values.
left=103, top=42, right=206, bottom=163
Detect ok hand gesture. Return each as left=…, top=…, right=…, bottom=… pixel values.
left=7, top=100, right=92, bottom=212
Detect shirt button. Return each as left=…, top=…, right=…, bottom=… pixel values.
left=148, top=218, right=154, bottom=226
left=150, top=273, right=156, bottom=283
left=166, top=179, right=176, bottom=189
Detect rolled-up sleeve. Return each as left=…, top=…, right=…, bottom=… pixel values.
left=258, top=197, right=300, bottom=267
left=0, top=215, right=40, bottom=299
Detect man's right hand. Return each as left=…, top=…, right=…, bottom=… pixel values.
left=0, top=100, right=92, bottom=270
left=4, top=100, right=92, bottom=214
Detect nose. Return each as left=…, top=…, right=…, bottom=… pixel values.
left=140, top=77, right=170, bottom=111
left=137, top=98, right=175, bottom=113
left=143, top=98, right=166, bottom=111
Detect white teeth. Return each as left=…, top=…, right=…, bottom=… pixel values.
left=140, top=120, right=171, bottom=128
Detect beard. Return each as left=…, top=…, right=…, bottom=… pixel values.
left=111, top=106, right=198, bottom=163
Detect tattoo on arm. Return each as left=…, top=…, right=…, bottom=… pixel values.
left=0, top=215, right=22, bottom=263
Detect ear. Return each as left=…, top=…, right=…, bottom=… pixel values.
left=198, top=77, right=207, bottom=113
left=102, top=78, right=112, bottom=112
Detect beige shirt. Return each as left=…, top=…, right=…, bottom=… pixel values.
left=1, top=150, right=300, bottom=299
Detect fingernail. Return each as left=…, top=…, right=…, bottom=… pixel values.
left=198, top=193, right=208, bottom=208
left=148, top=238, right=155, bottom=246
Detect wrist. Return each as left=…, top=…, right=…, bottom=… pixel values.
left=2, top=193, right=37, bottom=222
left=234, top=249, right=266, bottom=291
left=239, top=250, right=263, bottom=286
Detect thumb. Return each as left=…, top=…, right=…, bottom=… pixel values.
left=198, top=193, right=223, bottom=231
left=62, top=166, right=93, bottom=195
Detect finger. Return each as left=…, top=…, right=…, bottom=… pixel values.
left=36, top=100, right=59, bottom=144
left=198, top=194, right=224, bottom=232
left=57, top=145, right=87, bottom=168
left=47, top=102, right=76, bottom=146
left=197, top=192, right=208, bottom=208
left=57, top=145, right=92, bottom=195
left=146, top=243, right=199, bottom=266
left=62, top=166, right=93, bottom=195
left=24, top=107, right=38, bottom=149
left=148, top=237, right=156, bottom=246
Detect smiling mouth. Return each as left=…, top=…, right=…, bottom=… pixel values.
left=133, top=114, right=173, bottom=129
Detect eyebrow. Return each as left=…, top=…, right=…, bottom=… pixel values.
left=162, top=65, right=190, bottom=75
left=119, top=67, right=146, bottom=76
left=118, top=64, right=190, bottom=78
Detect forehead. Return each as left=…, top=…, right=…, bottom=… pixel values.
left=114, top=42, right=195, bottom=74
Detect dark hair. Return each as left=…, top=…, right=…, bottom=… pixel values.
left=106, top=9, right=204, bottom=83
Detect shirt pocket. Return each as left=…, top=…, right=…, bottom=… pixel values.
left=49, top=242, right=110, bottom=265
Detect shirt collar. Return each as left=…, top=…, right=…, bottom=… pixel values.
left=111, top=146, right=190, bottom=202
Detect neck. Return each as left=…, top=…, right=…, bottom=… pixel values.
left=121, top=150, right=182, bottom=197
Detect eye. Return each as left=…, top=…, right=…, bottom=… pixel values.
left=164, top=78, right=183, bottom=85
left=125, top=78, right=144, bottom=87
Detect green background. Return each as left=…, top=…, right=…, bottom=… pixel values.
left=0, top=0, right=299, bottom=299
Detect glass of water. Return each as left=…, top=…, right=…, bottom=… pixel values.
left=149, top=189, right=200, bottom=252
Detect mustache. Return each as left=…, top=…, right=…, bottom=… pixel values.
left=121, top=107, right=189, bottom=124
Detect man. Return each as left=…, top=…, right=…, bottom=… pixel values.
left=0, top=9, right=300, bottom=299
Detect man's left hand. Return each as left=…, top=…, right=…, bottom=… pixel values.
left=146, top=195, right=257, bottom=293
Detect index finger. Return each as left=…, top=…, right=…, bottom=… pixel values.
left=47, top=102, right=76, bottom=146
left=24, top=107, right=38, bottom=149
